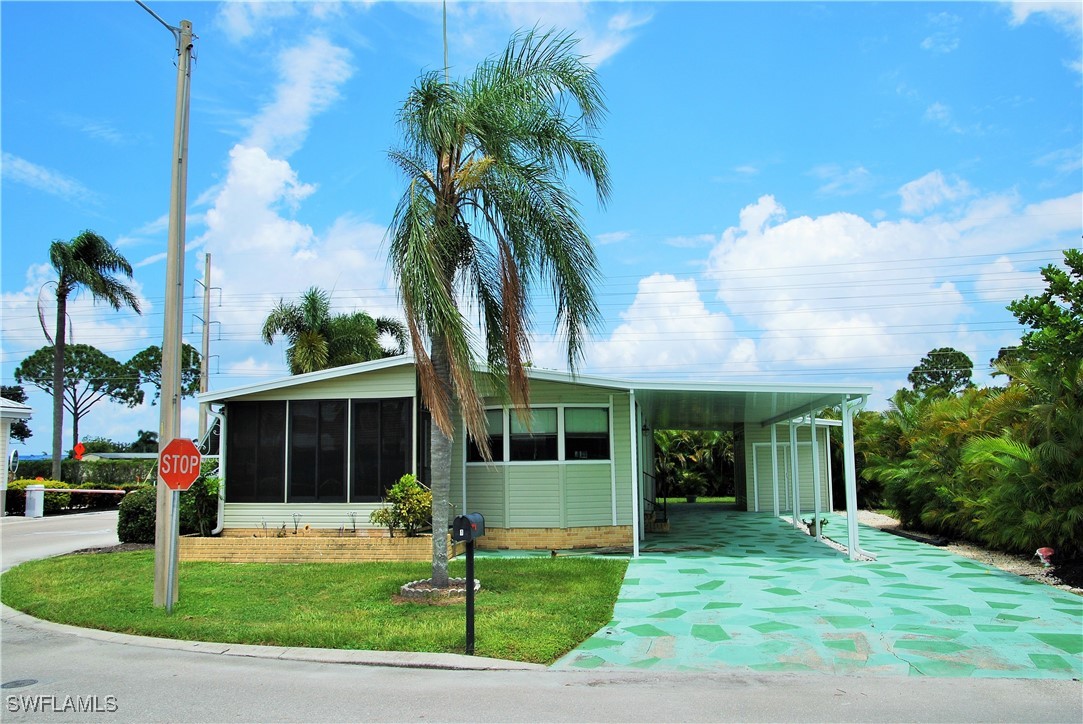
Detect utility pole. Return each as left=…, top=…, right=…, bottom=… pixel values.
left=197, top=253, right=211, bottom=440
left=138, top=0, right=194, bottom=608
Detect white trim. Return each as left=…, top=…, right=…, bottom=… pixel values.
left=770, top=423, right=779, bottom=518
left=810, top=407, right=822, bottom=541
left=788, top=420, right=800, bottom=529
left=198, top=355, right=414, bottom=403
left=629, top=391, right=640, bottom=557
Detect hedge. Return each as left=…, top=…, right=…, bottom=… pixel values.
left=16, top=459, right=156, bottom=486
left=5, top=480, right=72, bottom=516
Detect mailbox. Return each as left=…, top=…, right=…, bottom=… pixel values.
left=452, top=513, right=485, bottom=542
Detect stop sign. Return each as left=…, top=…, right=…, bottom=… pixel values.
left=159, top=438, right=202, bottom=490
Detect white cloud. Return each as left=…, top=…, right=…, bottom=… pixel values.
left=244, top=36, right=354, bottom=158
left=568, top=274, right=757, bottom=376
left=1008, top=1, right=1083, bottom=32
left=898, top=170, right=974, bottom=214
left=216, top=1, right=302, bottom=43
left=809, top=164, right=873, bottom=197
left=595, top=231, right=631, bottom=245
left=921, top=12, right=962, bottom=53
left=1, top=153, right=98, bottom=205
left=697, top=186, right=1080, bottom=388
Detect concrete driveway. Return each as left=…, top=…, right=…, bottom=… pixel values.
left=555, top=505, right=1082, bottom=678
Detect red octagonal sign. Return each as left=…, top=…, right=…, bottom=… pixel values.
left=159, top=438, right=202, bottom=491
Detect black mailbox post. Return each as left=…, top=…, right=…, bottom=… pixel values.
left=451, top=512, right=485, bottom=654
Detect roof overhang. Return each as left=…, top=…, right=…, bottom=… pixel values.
left=0, top=397, right=33, bottom=421
left=198, top=357, right=871, bottom=429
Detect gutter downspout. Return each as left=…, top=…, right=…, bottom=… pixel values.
left=208, top=406, right=226, bottom=535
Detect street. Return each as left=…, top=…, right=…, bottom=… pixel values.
left=2, top=511, right=1081, bottom=723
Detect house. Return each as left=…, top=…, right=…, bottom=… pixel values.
left=197, top=357, right=873, bottom=559
left=1, top=396, right=33, bottom=514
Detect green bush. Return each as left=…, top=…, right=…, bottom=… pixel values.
left=71, top=482, right=125, bottom=510
left=117, top=487, right=157, bottom=543
left=179, top=472, right=221, bottom=536
left=370, top=474, right=432, bottom=537
left=18, top=459, right=156, bottom=486
left=4, top=479, right=72, bottom=515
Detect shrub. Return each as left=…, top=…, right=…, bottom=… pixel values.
left=117, top=487, right=157, bottom=543
left=18, top=459, right=156, bottom=486
left=71, top=482, right=125, bottom=510
left=4, top=479, right=71, bottom=515
left=179, top=472, right=221, bottom=536
left=369, top=474, right=432, bottom=537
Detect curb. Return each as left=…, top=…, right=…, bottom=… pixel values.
left=0, top=603, right=546, bottom=672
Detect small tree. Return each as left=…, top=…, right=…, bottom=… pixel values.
left=15, top=344, right=143, bottom=451
left=1008, top=248, right=1083, bottom=369
left=908, top=347, right=974, bottom=396
left=1, top=384, right=32, bottom=443
left=127, top=344, right=202, bottom=404
left=370, top=474, right=433, bottom=537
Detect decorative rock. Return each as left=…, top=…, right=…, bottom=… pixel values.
left=399, top=577, right=481, bottom=601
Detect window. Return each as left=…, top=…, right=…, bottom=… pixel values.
left=225, top=401, right=285, bottom=503
left=288, top=400, right=346, bottom=503
left=352, top=398, right=412, bottom=501
left=565, top=408, right=609, bottom=460
left=466, top=409, right=504, bottom=462
left=509, top=408, right=558, bottom=461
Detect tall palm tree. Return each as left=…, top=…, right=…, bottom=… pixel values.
left=43, top=231, right=142, bottom=480
left=388, top=28, right=610, bottom=586
left=261, top=286, right=407, bottom=375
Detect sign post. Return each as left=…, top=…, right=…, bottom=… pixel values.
left=158, top=438, right=201, bottom=613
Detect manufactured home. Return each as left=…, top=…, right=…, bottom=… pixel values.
left=197, top=357, right=873, bottom=558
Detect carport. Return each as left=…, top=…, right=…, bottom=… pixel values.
left=624, top=379, right=872, bottom=560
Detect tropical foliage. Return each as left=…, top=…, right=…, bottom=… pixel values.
left=653, top=430, right=735, bottom=498
left=858, top=250, right=1083, bottom=560
left=262, top=286, right=406, bottom=375
left=42, top=231, right=141, bottom=479
left=387, top=29, right=609, bottom=586
left=369, top=474, right=433, bottom=537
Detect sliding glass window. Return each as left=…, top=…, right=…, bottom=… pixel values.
left=565, top=407, right=610, bottom=460
left=509, top=408, right=558, bottom=461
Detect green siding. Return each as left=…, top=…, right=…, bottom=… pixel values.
left=464, top=466, right=505, bottom=527
left=223, top=502, right=384, bottom=530
left=235, top=365, right=416, bottom=402
left=565, top=464, right=614, bottom=526
left=744, top=424, right=831, bottom=513
left=507, top=464, right=561, bottom=527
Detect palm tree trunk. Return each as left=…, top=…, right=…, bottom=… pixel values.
left=429, top=330, right=454, bottom=588
left=51, top=293, right=67, bottom=481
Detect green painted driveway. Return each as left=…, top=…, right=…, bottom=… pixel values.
left=554, top=504, right=1082, bottom=677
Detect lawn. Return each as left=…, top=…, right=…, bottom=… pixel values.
left=0, top=551, right=627, bottom=664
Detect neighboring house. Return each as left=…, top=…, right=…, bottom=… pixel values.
left=198, top=357, right=873, bottom=558
left=1, top=396, right=33, bottom=514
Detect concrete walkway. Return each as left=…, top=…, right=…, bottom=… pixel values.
left=554, top=504, right=1082, bottom=678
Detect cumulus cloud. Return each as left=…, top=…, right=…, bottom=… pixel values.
left=1, top=153, right=99, bottom=205
left=244, top=36, right=353, bottom=158
left=898, top=170, right=974, bottom=214
left=921, top=12, right=962, bottom=53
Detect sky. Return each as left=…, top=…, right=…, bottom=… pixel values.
left=2, top=0, right=1081, bottom=454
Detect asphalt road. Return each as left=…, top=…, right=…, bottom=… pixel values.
left=1, top=511, right=1081, bottom=723
left=1, top=509, right=120, bottom=571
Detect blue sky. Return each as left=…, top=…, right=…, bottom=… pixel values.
left=2, top=1, right=1081, bottom=453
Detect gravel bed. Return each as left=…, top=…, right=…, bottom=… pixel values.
left=855, top=510, right=1082, bottom=595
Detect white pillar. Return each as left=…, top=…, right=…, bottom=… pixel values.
left=770, top=423, right=780, bottom=518
left=809, top=408, right=822, bottom=541
left=788, top=420, right=800, bottom=529
left=628, top=391, right=640, bottom=557
left=842, top=397, right=861, bottom=561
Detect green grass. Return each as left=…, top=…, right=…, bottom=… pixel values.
left=0, top=551, right=627, bottom=664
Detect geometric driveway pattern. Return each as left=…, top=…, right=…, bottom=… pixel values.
left=554, top=504, right=1082, bottom=678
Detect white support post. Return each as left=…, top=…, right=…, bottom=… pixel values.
left=770, top=423, right=780, bottom=518
left=842, top=397, right=861, bottom=561
left=809, top=407, right=822, bottom=541
left=629, top=391, right=640, bottom=557
left=788, top=420, right=800, bottom=529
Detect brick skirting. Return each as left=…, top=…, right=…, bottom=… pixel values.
left=179, top=532, right=463, bottom=563
left=477, top=525, right=632, bottom=551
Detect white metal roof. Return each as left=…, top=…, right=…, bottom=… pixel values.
left=198, top=357, right=871, bottom=429
left=0, top=397, right=33, bottom=421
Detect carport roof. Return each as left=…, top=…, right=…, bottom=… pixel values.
left=199, top=356, right=872, bottom=430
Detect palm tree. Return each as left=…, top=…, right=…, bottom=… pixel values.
left=261, top=286, right=407, bottom=375
left=43, top=231, right=141, bottom=480
left=388, top=28, right=609, bottom=586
